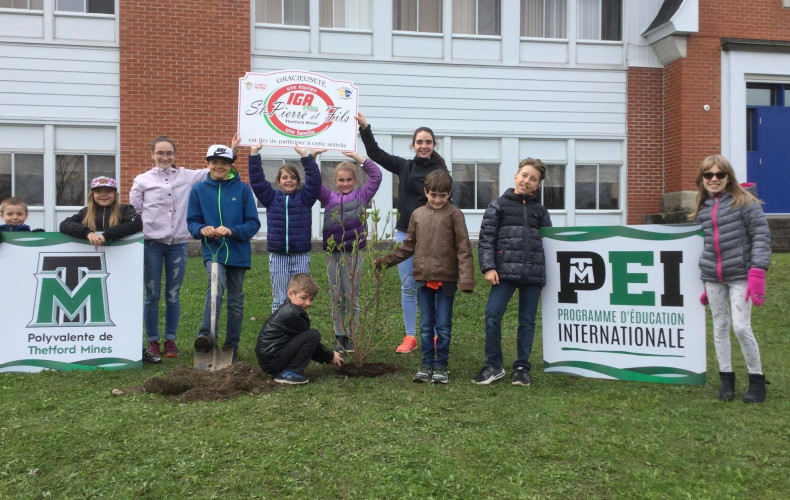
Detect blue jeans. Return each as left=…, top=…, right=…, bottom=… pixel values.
left=484, top=281, right=541, bottom=371
left=396, top=230, right=417, bottom=336
left=417, top=284, right=455, bottom=370
left=143, top=241, right=188, bottom=342
left=198, top=262, right=246, bottom=349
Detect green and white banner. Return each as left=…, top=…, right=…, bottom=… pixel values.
left=541, top=225, right=706, bottom=385
left=0, top=232, right=143, bottom=372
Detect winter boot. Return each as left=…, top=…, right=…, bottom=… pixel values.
left=718, top=372, right=735, bottom=401
left=742, top=373, right=767, bottom=403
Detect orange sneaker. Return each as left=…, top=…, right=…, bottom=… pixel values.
left=395, top=336, right=418, bottom=353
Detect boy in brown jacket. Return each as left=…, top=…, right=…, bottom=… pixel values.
left=375, top=170, right=474, bottom=384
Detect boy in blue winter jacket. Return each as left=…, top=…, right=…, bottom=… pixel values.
left=187, top=144, right=261, bottom=360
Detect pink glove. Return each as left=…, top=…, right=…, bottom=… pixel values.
left=699, top=291, right=708, bottom=306
left=745, top=268, right=766, bottom=306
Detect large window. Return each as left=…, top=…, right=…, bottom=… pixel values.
left=521, top=0, right=566, bottom=38
left=451, top=162, right=499, bottom=209
left=55, top=154, right=115, bottom=206
left=55, top=0, right=114, bottom=14
left=536, top=164, right=565, bottom=209
left=453, top=0, right=500, bottom=36
left=0, top=0, right=43, bottom=9
left=577, top=0, right=620, bottom=41
left=393, top=0, right=442, bottom=33
left=256, top=0, right=309, bottom=26
left=575, top=164, right=619, bottom=210
left=319, top=0, right=372, bottom=29
left=0, top=153, right=44, bottom=205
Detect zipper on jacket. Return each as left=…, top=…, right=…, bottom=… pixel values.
left=216, top=182, right=229, bottom=265
left=712, top=195, right=723, bottom=282
left=285, top=194, right=290, bottom=254
left=522, top=198, right=529, bottom=280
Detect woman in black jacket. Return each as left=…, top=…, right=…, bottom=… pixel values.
left=357, top=113, right=448, bottom=354
left=60, top=176, right=142, bottom=250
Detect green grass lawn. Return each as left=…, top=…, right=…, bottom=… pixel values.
left=2, top=252, right=789, bottom=498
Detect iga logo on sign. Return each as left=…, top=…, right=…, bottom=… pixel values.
left=261, top=84, right=347, bottom=139
left=29, top=253, right=114, bottom=327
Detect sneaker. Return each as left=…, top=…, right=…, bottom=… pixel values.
left=395, top=336, right=418, bottom=354
left=344, top=337, right=355, bottom=353
left=274, top=370, right=309, bottom=385
left=145, top=341, right=162, bottom=364
left=413, top=366, right=433, bottom=383
left=163, top=340, right=179, bottom=358
left=512, top=367, right=531, bottom=386
left=194, top=335, right=211, bottom=353
left=143, top=344, right=162, bottom=364
left=221, top=345, right=238, bottom=364
left=472, top=366, right=506, bottom=385
left=431, top=369, right=449, bottom=384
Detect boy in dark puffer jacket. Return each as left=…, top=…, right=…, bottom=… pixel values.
left=472, top=158, right=552, bottom=387
left=255, top=273, right=343, bottom=385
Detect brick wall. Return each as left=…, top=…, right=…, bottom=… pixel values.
left=118, top=0, right=251, bottom=201
left=626, top=67, right=664, bottom=224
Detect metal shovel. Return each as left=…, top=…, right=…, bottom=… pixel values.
left=194, top=250, right=234, bottom=371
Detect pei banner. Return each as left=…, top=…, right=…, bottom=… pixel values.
left=0, top=232, right=143, bottom=372
left=541, top=225, right=706, bottom=385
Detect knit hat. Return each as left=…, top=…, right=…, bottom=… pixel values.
left=90, top=176, right=117, bottom=190
left=206, top=145, right=235, bottom=164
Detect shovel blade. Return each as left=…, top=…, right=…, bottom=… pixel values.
left=193, top=346, right=234, bottom=372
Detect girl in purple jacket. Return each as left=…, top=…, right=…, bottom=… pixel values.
left=318, top=151, right=382, bottom=352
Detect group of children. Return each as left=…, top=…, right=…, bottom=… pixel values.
left=0, top=133, right=770, bottom=401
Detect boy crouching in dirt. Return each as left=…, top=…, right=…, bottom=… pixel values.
left=255, top=273, right=343, bottom=384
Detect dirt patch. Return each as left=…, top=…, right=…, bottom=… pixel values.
left=140, top=362, right=281, bottom=402
left=336, top=362, right=402, bottom=378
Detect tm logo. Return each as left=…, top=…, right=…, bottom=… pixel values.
left=28, top=253, right=114, bottom=327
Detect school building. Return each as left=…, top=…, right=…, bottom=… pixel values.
left=1, top=0, right=789, bottom=248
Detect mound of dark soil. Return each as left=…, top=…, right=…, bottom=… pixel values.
left=336, top=362, right=401, bottom=378
left=141, top=362, right=281, bottom=402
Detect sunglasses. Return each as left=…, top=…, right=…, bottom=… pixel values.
left=702, top=171, right=727, bottom=180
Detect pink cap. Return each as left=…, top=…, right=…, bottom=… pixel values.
left=90, top=176, right=117, bottom=190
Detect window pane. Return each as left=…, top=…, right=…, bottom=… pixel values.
left=477, top=163, right=498, bottom=208
left=347, top=0, right=371, bottom=29
left=56, top=154, right=85, bottom=206
left=87, top=0, right=113, bottom=14
left=599, top=164, right=619, bottom=209
left=257, top=0, right=282, bottom=23
left=31, top=0, right=43, bottom=8
left=284, top=0, right=310, bottom=26
left=16, top=154, right=44, bottom=205
left=545, top=0, right=566, bottom=38
left=521, top=0, right=542, bottom=37
left=577, top=0, right=598, bottom=40
left=542, top=164, right=565, bottom=209
left=746, top=86, right=773, bottom=106
left=319, top=0, right=332, bottom=27
left=0, top=154, right=11, bottom=200
left=453, top=0, right=475, bottom=34
left=87, top=155, right=116, bottom=182
left=478, top=0, right=500, bottom=35
left=575, top=164, right=596, bottom=209
left=56, top=0, right=83, bottom=12
left=393, top=0, right=417, bottom=30
left=601, top=0, right=620, bottom=41
left=420, top=0, right=442, bottom=32
left=392, top=175, right=399, bottom=206
left=451, top=163, right=475, bottom=209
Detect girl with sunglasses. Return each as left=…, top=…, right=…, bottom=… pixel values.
left=689, top=154, right=771, bottom=403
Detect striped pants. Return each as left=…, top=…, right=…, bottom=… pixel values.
left=269, top=252, right=311, bottom=313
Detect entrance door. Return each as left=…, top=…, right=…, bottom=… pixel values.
left=747, top=106, right=790, bottom=214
